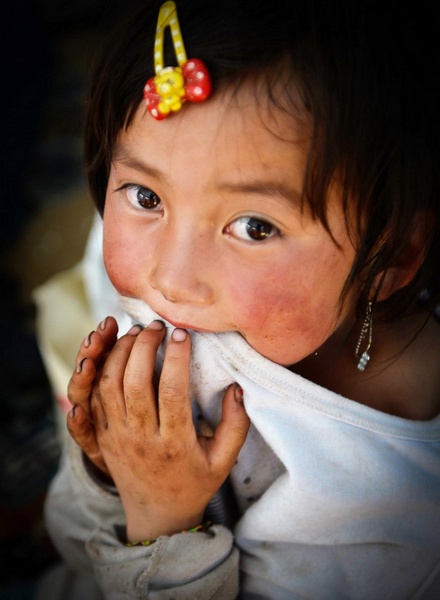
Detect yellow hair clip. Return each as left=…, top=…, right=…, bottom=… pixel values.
left=144, top=1, right=212, bottom=120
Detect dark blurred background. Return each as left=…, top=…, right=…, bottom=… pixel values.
left=0, top=1, right=115, bottom=597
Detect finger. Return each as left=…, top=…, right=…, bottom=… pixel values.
left=206, top=384, right=250, bottom=472
left=123, top=321, right=166, bottom=426
left=97, top=316, right=119, bottom=347
left=90, top=371, right=108, bottom=431
left=67, top=405, right=109, bottom=474
left=69, top=320, right=118, bottom=415
left=74, top=317, right=119, bottom=372
left=96, top=326, right=143, bottom=422
left=75, top=317, right=118, bottom=368
left=94, top=316, right=119, bottom=368
left=67, top=357, right=97, bottom=417
left=67, top=317, right=118, bottom=412
left=157, top=328, right=193, bottom=436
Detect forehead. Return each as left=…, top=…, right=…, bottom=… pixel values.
left=115, top=83, right=312, bottom=185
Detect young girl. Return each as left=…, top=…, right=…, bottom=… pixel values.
left=45, top=0, right=440, bottom=597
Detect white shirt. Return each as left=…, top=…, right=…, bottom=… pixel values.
left=45, top=217, right=440, bottom=598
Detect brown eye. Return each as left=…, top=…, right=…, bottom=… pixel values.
left=225, top=216, right=279, bottom=242
left=136, top=187, right=161, bottom=209
left=246, top=218, right=274, bottom=240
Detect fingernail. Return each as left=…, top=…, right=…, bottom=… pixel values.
left=148, top=320, right=165, bottom=331
left=98, top=317, right=108, bottom=330
left=84, top=331, right=94, bottom=348
left=76, top=358, right=86, bottom=374
left=172, top=328, right=187, bottom=342
left=128, top=324, right=143, bottom=335
left=234, top=383, right=244, bottom=403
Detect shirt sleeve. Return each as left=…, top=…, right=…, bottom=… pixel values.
left=44, top=439, right=239, bottom=599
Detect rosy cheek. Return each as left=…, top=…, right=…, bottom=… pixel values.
left=103, top=239, right=137, bottom=297
left=227, top=256, right=339, bottom=352
left=227, top=266, right=300, bottom=326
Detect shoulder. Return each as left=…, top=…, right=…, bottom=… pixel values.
left=294, top=312, right=440, bottom=421
left=381, top=314, right=440, bottom=420
left=351, top=313, right=440, bottom=421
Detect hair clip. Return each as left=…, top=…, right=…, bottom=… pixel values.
left=144, top=1, right=212, bottom=120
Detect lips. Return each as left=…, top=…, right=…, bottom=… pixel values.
left=117, top=295, right=208, bottom=332
left=153, top=308, right=211, bottom=333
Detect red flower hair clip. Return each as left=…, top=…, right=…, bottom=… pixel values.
left=144, top=1, right=212, bottom=120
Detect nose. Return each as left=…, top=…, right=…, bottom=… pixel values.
left=149, top=225, right=215, bottom=306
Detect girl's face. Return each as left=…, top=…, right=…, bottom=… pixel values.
left=103, top=87, right=357, bottom=366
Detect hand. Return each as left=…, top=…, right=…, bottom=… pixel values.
left=90, top=321, right=250, bottom=541
left=66, top=316, right=119, bottom=474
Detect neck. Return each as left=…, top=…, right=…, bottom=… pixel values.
left=291, top=311, right=440, bottom=421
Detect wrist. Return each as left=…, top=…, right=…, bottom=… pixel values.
left=125, top=521, right=212, bottom=547
left=125, top=508, right=205, bottom=542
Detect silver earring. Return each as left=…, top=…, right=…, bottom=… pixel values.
left=355, top=301, right=373, bottom=371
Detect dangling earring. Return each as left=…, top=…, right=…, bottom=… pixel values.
left=355, top=301, right=373, bottom=371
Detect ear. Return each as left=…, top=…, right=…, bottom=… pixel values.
left=375, top=211, right=432, bottom=302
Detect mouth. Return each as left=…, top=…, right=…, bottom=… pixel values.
left=117, top=295, right=219, bottom=334
left=154, top=310, right=211, bottom=333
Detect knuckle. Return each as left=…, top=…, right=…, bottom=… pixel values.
left=131, top=433, right=150, bottom=458
left=160, top=383, right=181, bottom=399
left=124, top=368, right=147, bottom=389
left=230, top=420, right=250, bottom=439
left=66, top=419, right=77, bottom=438
left=67, top=388, right=75, bottom=405
left=67, top=421, right=87, bottom=444
left=164, top=352, right=182, bottom=369
left=164, top=409, right=189, bottom=430
left=124, top=379, right=148, bottom=404
left=67, top=376, right=82, bottom=397
left=159, top=440, right=182, bottom=462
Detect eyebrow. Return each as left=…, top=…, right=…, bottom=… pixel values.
left=217, top=181, right=302, bottom=207
left=112, top=143, right=303, bottom=207
left=113, top=143, right=165, bottom=181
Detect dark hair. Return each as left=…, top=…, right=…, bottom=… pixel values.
left=84, top=0, right=440, bottom=320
